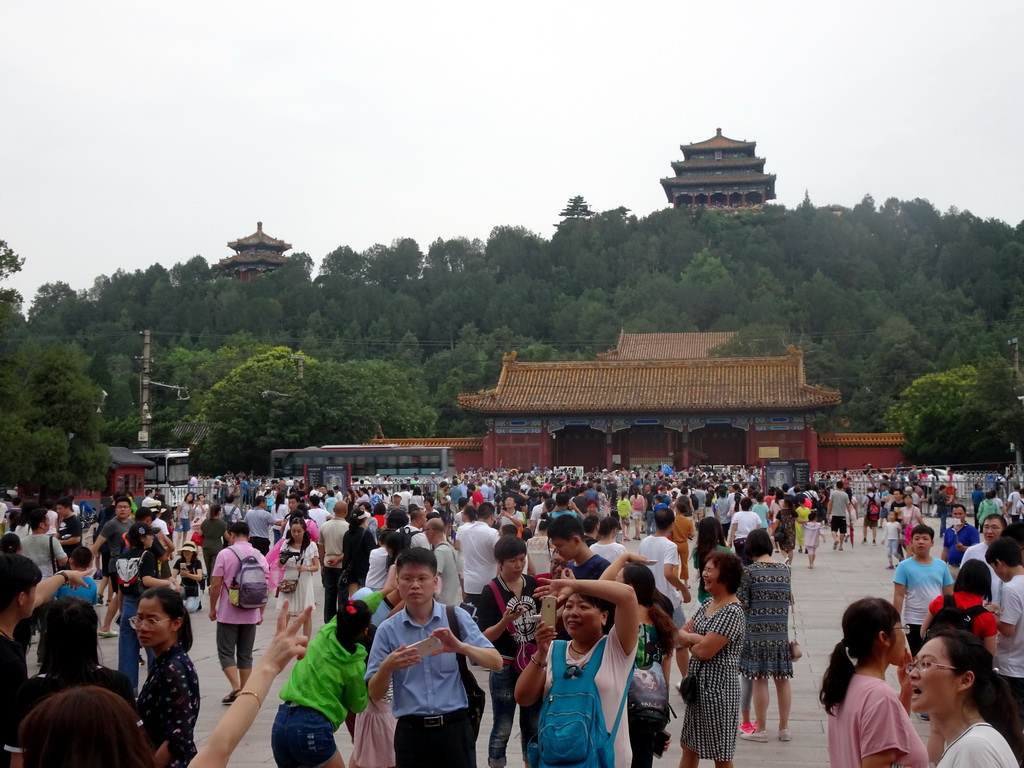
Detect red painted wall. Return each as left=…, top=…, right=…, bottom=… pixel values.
left=817, top=446, right=905, bottom=472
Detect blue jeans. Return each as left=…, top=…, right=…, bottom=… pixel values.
left=118, top=595, right=154, bottom=691
left=939, top=505, right=949, bottom=535
left=271, top=703, right=338, bottom=768
left=645, top=510, right=655, bottom=535
left=488, top=663, right=540, bottom=768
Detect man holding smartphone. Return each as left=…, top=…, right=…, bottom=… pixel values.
left=366, top=547, right=502, bottom=768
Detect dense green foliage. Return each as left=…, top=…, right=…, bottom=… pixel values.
left=4, top=194, right=1024, bottom=472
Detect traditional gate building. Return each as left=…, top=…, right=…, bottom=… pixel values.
left=458, top=333, right=841, bottom=471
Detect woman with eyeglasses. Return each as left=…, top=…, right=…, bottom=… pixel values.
left=135, top=586, right=200, bottom=768
left=908, top=629, right=1024, bottom=767
left=820, top=597, right=927, bottom=768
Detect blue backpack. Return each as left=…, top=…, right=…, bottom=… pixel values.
left=527, top=637, right=632, bottom=768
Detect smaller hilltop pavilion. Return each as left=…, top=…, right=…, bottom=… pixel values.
left=458, top=332, right=840, bottom=471
left=660, top=129, right=776, bottom=210
left=214, top=222, right=292, bottom=282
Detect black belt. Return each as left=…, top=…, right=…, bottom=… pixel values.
left=398, top=708, right=469, bottom=728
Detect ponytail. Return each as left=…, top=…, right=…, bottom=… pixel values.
left=819, top=640, right=856, bottom=715
left=819, top=597, right=900, bottom=715
left=334, top=598, right=372, bottom=653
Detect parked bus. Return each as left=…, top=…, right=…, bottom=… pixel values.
left=132, top=449, right=191, bottom=486
left=269, top=444, right=455, bottom=490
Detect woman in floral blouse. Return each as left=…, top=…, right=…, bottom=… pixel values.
left=135, top=587, right=201, bottom=767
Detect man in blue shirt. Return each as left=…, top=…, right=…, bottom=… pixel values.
left=366, top=547, right=502, bottom=768
left=941, top=503, right=980, bottom=579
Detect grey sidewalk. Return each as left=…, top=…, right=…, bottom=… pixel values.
left=58, top=531, right=932, bottom=766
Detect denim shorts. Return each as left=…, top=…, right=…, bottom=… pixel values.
left=271, top=703, right=338, bottom=768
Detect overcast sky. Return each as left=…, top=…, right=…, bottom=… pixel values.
left=2, top=1, right=1022, bottom=304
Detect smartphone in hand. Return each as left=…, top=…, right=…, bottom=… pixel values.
left=410, top=636, right=443, bottom=657
left=540, top=595, right=557, bottom=627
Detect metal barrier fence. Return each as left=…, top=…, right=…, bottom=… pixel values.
left=814, top=469, right=1011, bottom=515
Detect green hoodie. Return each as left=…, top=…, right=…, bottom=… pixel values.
left=279, top=616, right=369, bottom=729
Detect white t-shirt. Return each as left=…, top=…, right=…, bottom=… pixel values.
left=938, top=723, right=1018, bottom=768
left=830, top=490, right=851, bottom=519
left=590, top=542, right=626, bottom=563
left=961, top=542, right=1002, bottom=604
left=638, top=535, right=682, bottom=610
left=731, top=509, right=761, bottom=539
left=458, top=520, right=499, bottom=595
left=544, top=626, right=636, bottom=768
left=1009, top=491, right=1023, bottom=516
left=530, top=503, right=545, bottom=525
left=364, top=547, right=389, bottom=591
left=884, top=520, right=902, bottom=540
left=996, top=574, right=1024, bottom=677
left=151, top=518, right=169, bottom=536
left=308, top=507, right=329, bottom=530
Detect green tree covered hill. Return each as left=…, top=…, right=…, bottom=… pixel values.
left=5, top=195, right=1024, bottom=471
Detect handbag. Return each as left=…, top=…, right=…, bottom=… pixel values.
left=278, top=579, right=298, bottom=594
left=190, top=531, right=205, bottom=547
left=446, top=604, right=486, bottom=739
left=680, top=666, right=700, bottom=703
left=789, top=603, right=802, bottom=661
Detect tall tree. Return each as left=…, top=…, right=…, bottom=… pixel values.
left=558, top=195, right=595, bottom=220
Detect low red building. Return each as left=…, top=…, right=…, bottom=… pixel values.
left=458, top=335, right=841, bottom=471
left=816, top=433, right=905, bottom=472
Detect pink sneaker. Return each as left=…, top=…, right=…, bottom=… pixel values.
left=739, top=721, right=756, bottom=734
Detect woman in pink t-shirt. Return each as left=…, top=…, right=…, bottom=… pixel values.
left=820, top=597, right=927, bottom=768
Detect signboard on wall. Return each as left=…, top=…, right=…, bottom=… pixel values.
left=764, top=459, right=811, bottom=488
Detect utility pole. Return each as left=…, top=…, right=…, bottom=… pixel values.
left=139, top=329, right=152, bottom=448
left=1012, top=338, right=1021, bottom=480
left=291, top=353, right=305, bottom=380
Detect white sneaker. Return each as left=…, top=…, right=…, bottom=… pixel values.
left=779, top=729, right=792, bottom=742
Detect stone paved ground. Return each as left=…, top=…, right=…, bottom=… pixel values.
left=47, top=527, right=936, bottom=766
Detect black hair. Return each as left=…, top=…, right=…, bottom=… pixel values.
left=987, top=537, right=1023, bottom=568
left=705, top=550, right=743, bottom=593
left=953, top=559, right=992, bottom=602
left=582, top=515, right=599, bottom=536
left=286, top=518, right=311, bottom=553
left=927, top=629, right=1024, bottom=761
left=140, top=586, right=193, bottom=652
left=0, top=554, right=42, bottom=612
left=547, top=514, right=584, bottom=542
left=395, top=547, right=438, bottom=574
left=621, top=563, right=675, bottom=657
left=334, top=598, right=373, bottom=653
left=1002, top=523, right=1024, bottom=546
left=228, top=521, right=250, bottom=537
left=653, top=507, right=674, bottom=531
left=820, top=597, right=900, bottom=714
left=69, top=546, right=93, bottom=568
left=0, top=533, right=20, bottom=554
left=39, top=598, right=101, bottom=683
left=461, top=505, right=478, bottom=522
left=477, top=502, right=495, bottom=518
left=909, top=523, right=934, bottom=541
left=695, top=516, right=726, bottom=574
left=493, top=536, right=527, bottom=563
left=744, top=529, right=774, bottom=558
left=597, top=516, right=619, bottom=538
left=27, top=508, right=47, bottom=531
left=386, top=510, right=409, bottom=529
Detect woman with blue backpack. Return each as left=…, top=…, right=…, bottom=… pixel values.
left=514, top=576, right=639, bottom=768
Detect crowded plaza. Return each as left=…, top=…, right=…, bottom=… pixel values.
left=2, top=465, right=1022, bottom=768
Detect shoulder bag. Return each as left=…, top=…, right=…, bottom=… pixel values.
left=446, top=604, right=486, bottom=739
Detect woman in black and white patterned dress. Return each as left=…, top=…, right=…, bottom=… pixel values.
left=677, top=550, right=747, bottom=768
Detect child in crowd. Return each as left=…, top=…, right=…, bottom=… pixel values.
left=795, top=497, right=812, bottom=553
left=884, top=510, right=903, bottom=569
left=55, top=546, right=99, bottom=604
left=799, top=511, right=823, bottom=569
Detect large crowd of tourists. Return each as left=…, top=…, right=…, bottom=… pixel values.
left=2, top=464, right=1024, bottom=768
